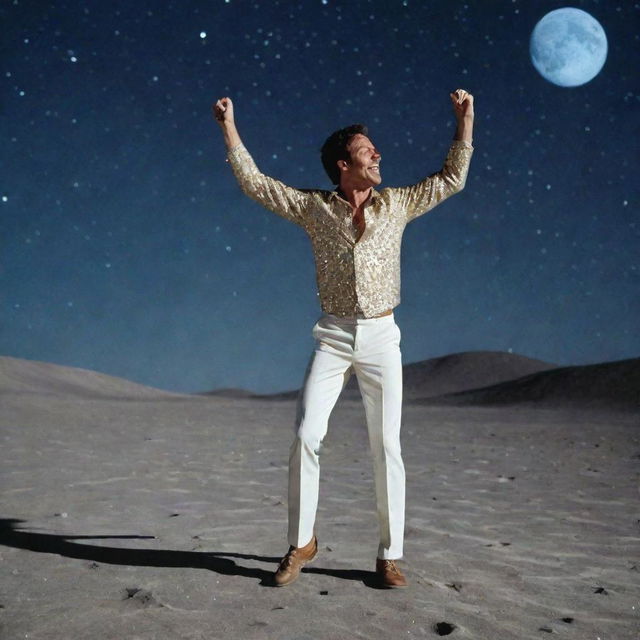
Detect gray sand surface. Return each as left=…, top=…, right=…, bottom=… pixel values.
left=1, top=357, right=638, bottom=639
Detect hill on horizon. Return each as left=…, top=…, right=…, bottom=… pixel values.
left=204, top=350, right=555, bottom=401
left=1, top=352, right=637, bottom=410
left=0, top=356, right=185, bottom=400
left=433, top=356, right=640, bottom=410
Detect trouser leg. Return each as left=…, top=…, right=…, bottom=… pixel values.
left=288, top=332, right=352, bottom=548
left=354, top=319, right=405, bottom=560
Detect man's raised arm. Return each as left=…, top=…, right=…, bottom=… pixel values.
left=211, top=96, right=311, bottom=228
left=392, top=89, right=474, bottom=223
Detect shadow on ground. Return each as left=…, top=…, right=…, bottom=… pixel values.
left=0, top=518, right=381, bottom=588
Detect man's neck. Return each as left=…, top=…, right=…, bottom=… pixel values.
left=337, top=184, right=372, bottom=210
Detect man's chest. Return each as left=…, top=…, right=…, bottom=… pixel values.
left=309, top=202, right=402, bottom=249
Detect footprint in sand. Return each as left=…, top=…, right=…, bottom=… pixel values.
left=121, top=587, right=161, bottom=608
left=433, top=621, right=457, bottom=635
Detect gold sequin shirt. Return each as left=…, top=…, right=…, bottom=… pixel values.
left=227, top=140, right=473, bottom=318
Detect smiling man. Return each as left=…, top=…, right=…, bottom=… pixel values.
left=213, top=91, right=473, bottom=588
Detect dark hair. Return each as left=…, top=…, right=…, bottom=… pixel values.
left=320, top=124, right=368, bottom=185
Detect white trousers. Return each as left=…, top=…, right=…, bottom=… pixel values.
left=288, top=312, right=405, bottom=560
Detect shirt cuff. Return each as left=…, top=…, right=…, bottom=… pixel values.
left=227, top=142, right=245, bottom=156
left=451, top=139, right=473, bottom=150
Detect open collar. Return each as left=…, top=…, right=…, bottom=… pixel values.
left=330, top=187, right=382, bottom=206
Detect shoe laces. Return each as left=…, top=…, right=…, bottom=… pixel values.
left=381, top=560, right=400, bottom=575
left=279, top=547, right=298, bottom=569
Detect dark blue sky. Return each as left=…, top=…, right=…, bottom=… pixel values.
left=2, top=1, right=639, bottom=393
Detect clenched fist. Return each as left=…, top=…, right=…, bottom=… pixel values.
left=213, top=96, right=234, bottom=126
left=449, top=89, right=474, bottom=121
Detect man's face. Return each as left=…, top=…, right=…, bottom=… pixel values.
left=342, top=134, right=382, bottom=188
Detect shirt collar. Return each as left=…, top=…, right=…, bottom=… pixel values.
left=330, top=187, right=382, bottom=205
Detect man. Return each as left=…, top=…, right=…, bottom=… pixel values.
left=213, top=91, right=473, bottom=588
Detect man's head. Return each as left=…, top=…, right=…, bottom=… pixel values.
left=321, top=124, right=382, bottom=188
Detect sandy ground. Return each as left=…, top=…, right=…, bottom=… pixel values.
left=0, top=357, right=638, bottom=639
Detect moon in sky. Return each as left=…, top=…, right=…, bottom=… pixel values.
left=530, top=8, right=608, bottom=87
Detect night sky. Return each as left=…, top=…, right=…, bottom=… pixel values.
left=2, top=1, right=639, bottom=394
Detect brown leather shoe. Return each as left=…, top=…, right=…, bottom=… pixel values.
left=274, top=535, right=318, bottom=587
left=376, top=558, right=408, bottom=588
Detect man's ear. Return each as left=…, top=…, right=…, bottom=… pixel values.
left=338, top=160, right=349, bottom=171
